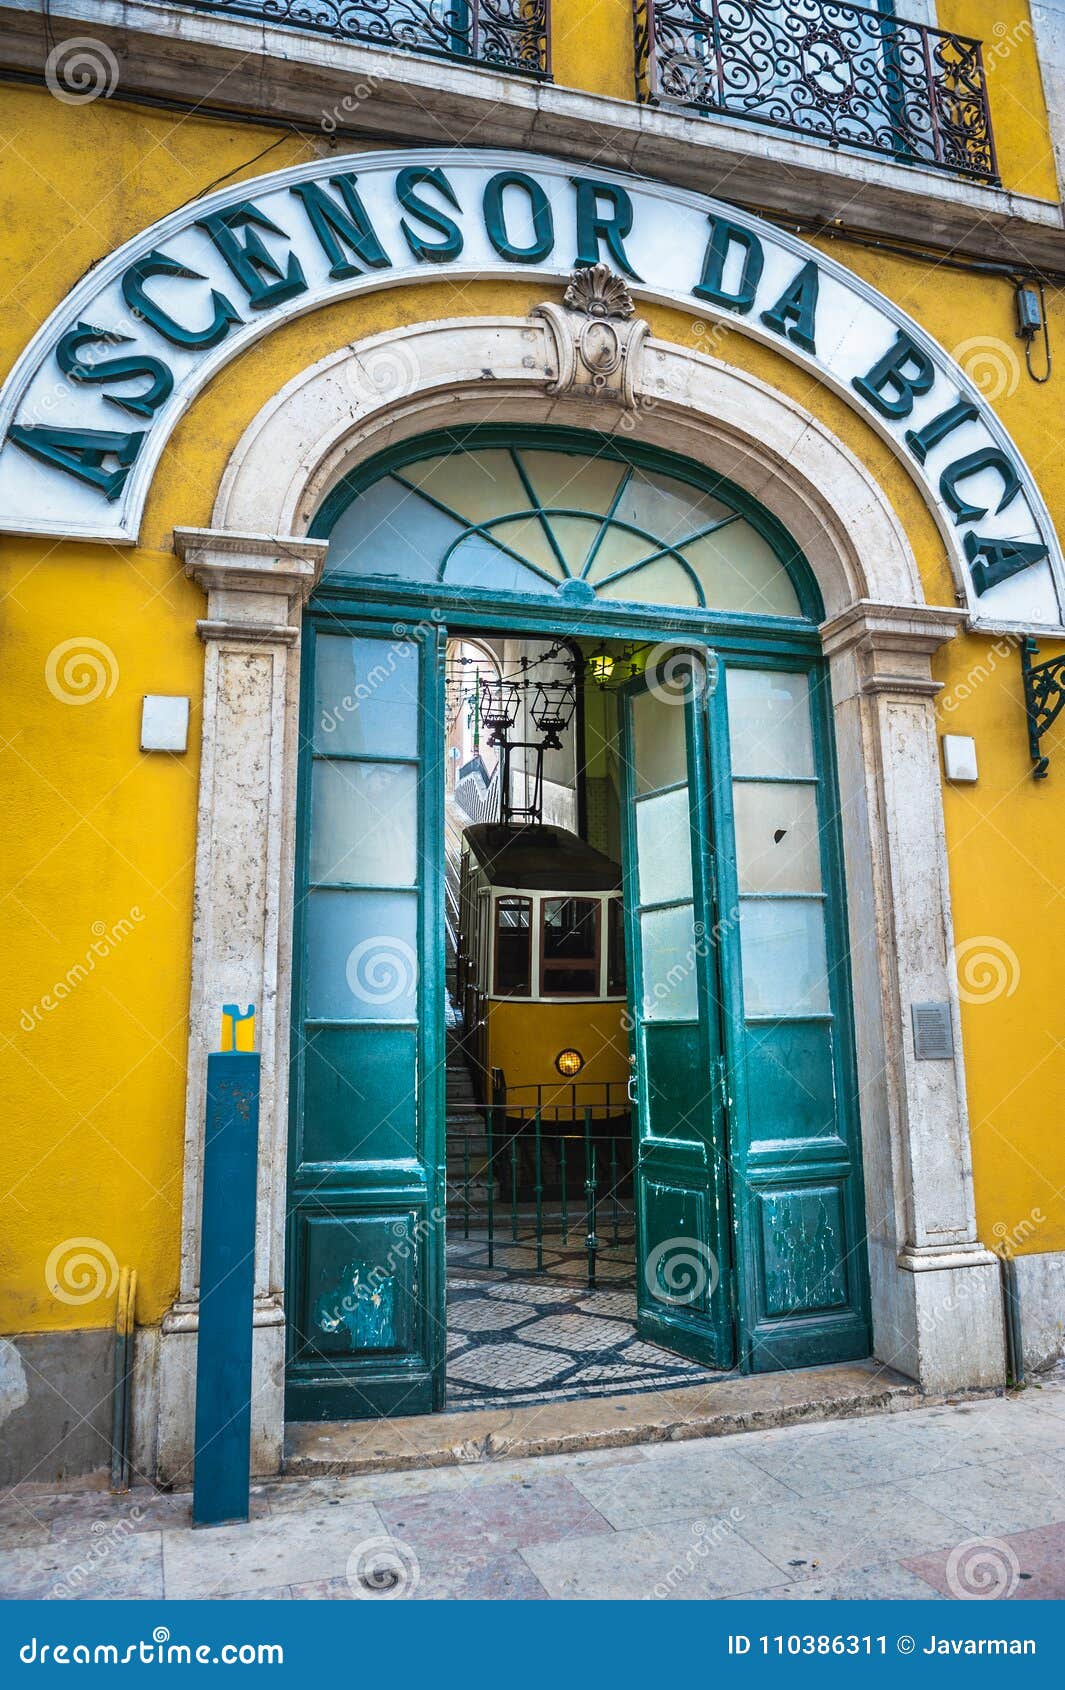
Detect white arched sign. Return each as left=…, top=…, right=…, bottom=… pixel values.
left=1, top=147, right=1060, bottom=632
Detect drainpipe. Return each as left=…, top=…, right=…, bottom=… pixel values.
left=110, top=1266, right=136, bottom=1494
left=999, top=1254, right=1025, bottom=1387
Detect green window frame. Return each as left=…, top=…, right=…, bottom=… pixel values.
left=310, top=425, right=825, bottom=627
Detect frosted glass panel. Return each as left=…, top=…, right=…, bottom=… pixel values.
left=614, top=469, right=731, bottom=544
left=598, top=559, right=700, bottom=608
left=541, top=514, right=600, bottom=575
left=401, top=450, right=527, bottom=523
left=313, top=635, right=419, bottom=756
left=740, top=899, right=829, bottom=1017
left=636, top=788, right=693, bottom=906
left=726, top=669, right=814, bottom=779
left=310, top=760, right=417, bottom=887
left=488, top=516, right=568, bottom=579
left=320, top=446, right=807, bottom=619
left=522, top=450, right=624, bottom=515
left=734, top=783, right=822, bottom=894
left=681, top=524, right=801, bottom=616
left=583, top=525, right=660, bottom=582
left=324, top=476, right=462, bottom=582
left=640, top=903, right=699, bottom=1022
left=305, top=889, right=418, bottom=1021
left=445, top=534, right=557, bottom=593
left=631, top=687, right=689, bottom=794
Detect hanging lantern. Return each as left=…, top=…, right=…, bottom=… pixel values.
left=530, top=681, right=576, bottom=749
left=588, top=650, right=615, bottom=686
left=478, top=676, right=520, bottom=746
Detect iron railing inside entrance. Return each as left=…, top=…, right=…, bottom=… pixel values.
left=166, top=1, right=552, bottom=77
left=633, top=0, right=997, bottom=181
left=448, top=1094, right=634, bottom=1291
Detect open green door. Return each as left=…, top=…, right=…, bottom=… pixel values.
left=286, top=620, right=446, bottom=1420
left=619, top=656, right=735, bottom=1370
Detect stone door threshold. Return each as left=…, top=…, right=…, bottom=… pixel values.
left=284, top=1360, right=928, bottom=1478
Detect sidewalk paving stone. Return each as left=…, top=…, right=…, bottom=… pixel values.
left=374, top=1473, right=613, bottom=1556
left=161, top=1504, right=384, bottom=1599
left=2, top=1375, right=1064, bottom=1602
left=903, top=1519, right=1065, bottom=1600
left=729, top=1484, right=963, bottom=1580
left=0, top=1530, right=164, bottom=1600
left=519, top=1519, right=788, bottom=1600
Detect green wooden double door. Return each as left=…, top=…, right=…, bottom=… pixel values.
left=285, top=619, right=870, bottom=1422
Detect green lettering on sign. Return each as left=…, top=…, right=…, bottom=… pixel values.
left=940, top=447, right=1022, bottom=526
left=964, top=530, right=1049, bottom=596
left=195, top=200, right=308, bottom=310
left=693, top=217, right=764, bottom=314
left=904, top=398, right=979, bottom=465
left=56, top=322, right=174, bottom=421
left=7, top=424, right=143, bottom=500
left=290, top=175, right=391, bottom=280
left=396, top=167, right=464, bottom=263
left=759, top=260, right=819, bottom=353
left=121, top=250, right=243, bottom=350
left=852, top=330, right=935, bottom=418
left=483, top=171, right=554, bottom=264
left=572, top=178, right=643, bottom=280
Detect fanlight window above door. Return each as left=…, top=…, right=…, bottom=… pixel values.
left=323, top=443, right=804, bottom=617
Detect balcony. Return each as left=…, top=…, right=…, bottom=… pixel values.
left=633, top=0, right=997, bottom=181
left=166, top=1, right=551, bottom=77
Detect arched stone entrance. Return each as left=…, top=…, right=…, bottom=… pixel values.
left=156, top=308, right=1002, bottom=1482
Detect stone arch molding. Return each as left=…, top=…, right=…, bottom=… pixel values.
left=0, top=145, right=1060, bottom=634
left=215, top=313, right=918, bottom=624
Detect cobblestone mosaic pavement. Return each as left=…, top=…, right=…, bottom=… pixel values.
left=444, top=1232, right=720, bottom=1410
left=3, top=1371, right=1064, bottom=1600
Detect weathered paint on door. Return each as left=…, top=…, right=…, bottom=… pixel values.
left=619, top=650, right=870, bottom=1373
left=711, top=657, right=870, bottom=1371
left=618, top=659, right=735, bottom=1369
left=285, top=427, right=870, bottom=1414
left=285, top=620, right=446, bottom=1421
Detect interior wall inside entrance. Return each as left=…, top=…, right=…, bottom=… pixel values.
left=445, top=630, right=694, bottom=1415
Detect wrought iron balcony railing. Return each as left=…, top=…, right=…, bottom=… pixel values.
left=633, top=0, right=997, bottom=181
left=167, top=1, right=551, bottom=77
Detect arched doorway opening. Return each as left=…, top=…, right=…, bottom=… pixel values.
left=284, top=425, right=871, bottom=1421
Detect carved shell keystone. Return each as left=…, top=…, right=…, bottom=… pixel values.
left=562, top=262, right=635, bottom=321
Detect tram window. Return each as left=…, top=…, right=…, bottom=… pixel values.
left=542, top=898, right=599, bottom=997
left=607, top=898, right=627, bottom=996
left=495, top=897, right=532, bottom=996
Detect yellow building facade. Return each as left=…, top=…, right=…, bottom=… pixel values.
left=1, top=0, right=1064, bottom=1482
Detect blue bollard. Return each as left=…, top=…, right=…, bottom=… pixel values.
left=192, top=1033, right=260, bottom=1528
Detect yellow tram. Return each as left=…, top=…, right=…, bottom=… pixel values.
left=456, top=824, right=630, bottom=1119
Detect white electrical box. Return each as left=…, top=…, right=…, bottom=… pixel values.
left=941, top=734, right=978, bottom=783
left=141, top=695, right=190, bottom=753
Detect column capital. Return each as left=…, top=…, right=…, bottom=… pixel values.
left=820, top=601, right=967, bottom=701
left=174, top=528, right=327, bottom=643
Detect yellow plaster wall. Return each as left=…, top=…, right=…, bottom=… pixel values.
left=939, top=1, right=1058, bottom=201
left=2, top=85, right=1064, bottom=1340
left=936, top=627, right=1065, bottom=1260
left=552, top=0, right=634, bottom=103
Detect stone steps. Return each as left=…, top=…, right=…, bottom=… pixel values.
left=283, top=1361, right=924, bottom=1476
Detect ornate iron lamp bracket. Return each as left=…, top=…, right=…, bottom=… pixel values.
left=1021, top=636, right=1065, bottom=779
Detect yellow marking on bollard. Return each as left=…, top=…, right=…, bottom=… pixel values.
left=220, top=1004, right=256, bottom=1052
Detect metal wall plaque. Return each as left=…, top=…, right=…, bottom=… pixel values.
left=911, top=1001, right=955, bottom=1061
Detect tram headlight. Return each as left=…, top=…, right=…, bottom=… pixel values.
left=555, top=1048, right=585, bottom=1078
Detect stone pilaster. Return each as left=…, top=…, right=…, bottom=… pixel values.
left=155, top=530, right=326, bottom=1485
left=822, top=602, right=1004, bottom=1393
